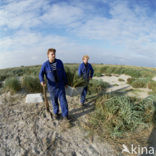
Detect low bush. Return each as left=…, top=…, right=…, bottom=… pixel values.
left=22, top=76, right=42, bottom=93
left=87, top=95, right=155, bottom=138
left=4, top=77, right=21, bottom=93
left=131, top=79, right=148, bottom=88
left=65, top=67, right=88, bottom=88
left=88, top=79, right=110, bottom=95
left=118, top=78, right=124, bottom=82
left=0, top=75, right=7, bottom=81
left=148, top=80, right=156, bottom=94
left=127, top=78, right=150, bottom=88
left=127, top=77, right=135, bottom=84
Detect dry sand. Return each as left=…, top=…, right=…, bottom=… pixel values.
left=94, top=74, right=152, bottom=99
left=0, top=92, right=116, bottom=156
left=0, top=74, right=156, bottom=155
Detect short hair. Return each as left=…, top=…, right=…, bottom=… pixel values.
left=47, top=48, right=56, bottom=55
left=82, top=55, right=89, bottom=60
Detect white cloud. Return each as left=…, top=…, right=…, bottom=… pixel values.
left=0, top=0, right=156, bottom=68
left=40, top=3, right=84, bottom=27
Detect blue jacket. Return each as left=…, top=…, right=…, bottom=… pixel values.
left=78, top=62, right=94, bottom=81
left=39, top=59, right=67, bottom=88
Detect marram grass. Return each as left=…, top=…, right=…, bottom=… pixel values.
left=87, top=95, right=155, bottom=139
left=4, top=77, right=21, bottom=93
left=88, top=79, right=110, bottom=95
left=65, top=67, right=88, bottom=88
left=22, top=76, right=42, bottom=93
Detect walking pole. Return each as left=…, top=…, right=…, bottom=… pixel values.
left=43, top=86, right=53, bottom=120
left=43, top=85, right=53, bottom=119
left=43, top=85, right=50, bottom=111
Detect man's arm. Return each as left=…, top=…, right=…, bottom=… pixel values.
left=78, top=64, right=82, bottom=77
left=39, top=63, right=46, bottom=86
left=90, top=64, right=94, bottom=79
left=60, top=61, right=68, bottom=85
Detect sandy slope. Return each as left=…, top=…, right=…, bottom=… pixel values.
left=0, top=92, right=116, bottom=156
left=0, top=74, right=155, bottom=156
left=94, top=74, right=152, bottom=99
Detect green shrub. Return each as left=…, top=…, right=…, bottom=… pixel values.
left=127, top=78, right=150, bottom=88
left=4, top=77, right=21, bottom=93
left=0, top=82, right=2, bottom=88
left=88, top=95, right=155, bottom=138
left=0, top=75, right=7, bottom=81
left=131, top=78, right=149, bottom=88
left=94, top=72, right=102, bottom=77
left=113, top=84, right=119, bottom=86
left=65, top=67, right=88, bottom=87
left=148, top=80, right=156, bottom=90
left=125, top=69, right=141, bottom=78
left=88, top=79, right=110, bottom=95
left=148, top=80, right=156, bottom=94
left=105, top=73, right=112, bottom=76
left=118, top=78, right=124, bottom=82
left=140, top=70, right=154, bottom=78
left=127, top=77, right=135, bottom=84
left=22, top=76, right=42, bottom=93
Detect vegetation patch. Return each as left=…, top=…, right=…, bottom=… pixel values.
left=93, top=65, right=156, bottom=78
left=84, top=95, right=156, bottom=151
left=148, top=80, right=156, bottom=94
left=118, top=78, right=124, bottom=82
left=88, top=79, right=110, bottom=95
left=22, top=76, right=42, bottom=93
left=4, top=77, right=21, bottom=93
left=127, top=78, right=150, bottom=88
left=65, top=67, right=88, bottom=88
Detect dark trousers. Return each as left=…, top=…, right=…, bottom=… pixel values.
left=80, top=86, right=88, bottom=104
left=49, top=85, right=68, bottom=117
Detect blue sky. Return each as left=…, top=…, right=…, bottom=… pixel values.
left=0, top=0, right=156, bottom=69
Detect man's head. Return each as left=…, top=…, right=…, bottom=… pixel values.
left=82, top=55, right=89, bottom=64
left=47, top=48, right=56, bottom=62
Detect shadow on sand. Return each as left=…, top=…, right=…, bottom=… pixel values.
left=69, top=86, right=132, bottom=123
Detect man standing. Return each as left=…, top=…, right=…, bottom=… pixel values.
left=78, top=55, right=94, bottom=106
left=39, top=48, right=69, bottom=123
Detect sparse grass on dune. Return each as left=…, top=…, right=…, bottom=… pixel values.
left=118, top=78, right=124, bottom=81
left=90, top=95, right=154, bottom=137
left=1, top=64, right=156, bottom=153
left=127, top=77, right=150, bottom=88
left=0, top=66, right=41, bottom=82
left=22, top=76, right=42, bottom=93
left=0, top=64, right=156, bottom=81
left=93, top=64, right=156, bottom=78
left=4, top=77, right=21, bottom=93
left=65, top=66, right=88, bottom=87
left=0, top=63, right=156, bottom=96
left=84, top=94, right=156, bottom=151
left=88, top=79, right=110, bottom=95
left=148, top=80, right=156, bottom=95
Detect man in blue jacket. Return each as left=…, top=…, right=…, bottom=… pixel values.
left=78, top=55, right=94, bottom=106
left=39, top=48, right=69, bottom=123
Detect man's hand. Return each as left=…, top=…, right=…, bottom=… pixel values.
left=89, top=77, right=92, bottom=80
left=41, top=82, right=46, bottom=87
left=65, top=85, right=68, bottom=88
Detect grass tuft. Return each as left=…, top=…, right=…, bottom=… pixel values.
left=65, top=67, right=88, bottom=88
left=88, top=79, right=110, bottom=95
left=87, top=95, right=155, bottom=139
left=22, top=76, right=42, bottom=93
left=4, top=77, right=21, bottom=93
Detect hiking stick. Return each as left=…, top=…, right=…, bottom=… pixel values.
left=43, top=85, right=53, bottom=119
left=43, top=85, right=50, bottom=112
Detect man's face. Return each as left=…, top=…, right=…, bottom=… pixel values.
left=48, top=51, right=55, bottom=61
left=83, top=58, right=88, bottom=64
